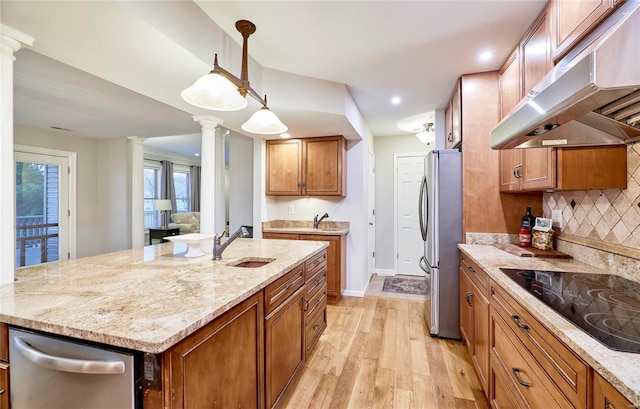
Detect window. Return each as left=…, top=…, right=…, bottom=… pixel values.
left=144, top=162, right=161, bottom=229
left=173, top=165, right=191, bottom=213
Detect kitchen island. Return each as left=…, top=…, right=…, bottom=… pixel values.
left=0, top=238, right=328, bottom=408
left=459, top=244, right=640, bottom=408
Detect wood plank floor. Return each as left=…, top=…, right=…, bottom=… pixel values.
left=280, top=296, right=490, bottom=409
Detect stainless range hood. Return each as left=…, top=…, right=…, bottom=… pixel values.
left=491, top=1, right=640, bottom=150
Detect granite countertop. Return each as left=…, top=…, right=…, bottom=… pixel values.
left=262, top=220, right=349, bottom=236
left=459, top=244, right=640, bottom=406
left=1, top=238, right=327, bottom=354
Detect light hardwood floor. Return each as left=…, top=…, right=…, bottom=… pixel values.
left=280, top=296, right=490, bottom=409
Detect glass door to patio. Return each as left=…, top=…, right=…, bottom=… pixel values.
left=15, top=151, right=70, bottom=268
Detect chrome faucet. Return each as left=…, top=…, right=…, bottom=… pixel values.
left=212, top=226, right=250, bottom=260
left=313, top=213, right=329, bottom=229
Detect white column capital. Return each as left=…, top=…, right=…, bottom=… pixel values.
left=127, top=136, right=147, bottom=145
left=193, top=115, right=223, bottom=131
left=0, top=24, right=34, bottom=59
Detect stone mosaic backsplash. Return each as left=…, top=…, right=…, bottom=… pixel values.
left=543, top=144, right=640, bottom=251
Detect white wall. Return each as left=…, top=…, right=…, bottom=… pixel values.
left=373, top=134, right=431, bottom=272
left=228, top=132, right=253, bottom=233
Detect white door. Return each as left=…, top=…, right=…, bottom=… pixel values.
left=367, top=151, right=375, bottom=281
left=395, top=155, right=426, bottom=276
left=14, top=149, right=73, bottom=267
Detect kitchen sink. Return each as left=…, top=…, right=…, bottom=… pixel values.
left=227, top=258, right=275, bottom=268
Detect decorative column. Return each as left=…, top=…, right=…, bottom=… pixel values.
left=128, top=136, right=146, bottom=248
left=0, top=25, right=34, bottom=284
left=214, top=128, right=227, bottom=234
left=193, top=115, right=223, bottom=235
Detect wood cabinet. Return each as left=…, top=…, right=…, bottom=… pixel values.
left=263, top=232, right=346, bottom=304
left=549, top=0, right=617, bottom=62
left=163, top=292, right=264, bottom=409
left=303, top=251, right=328, bottom=354
left=444, top=79, right=461, bottom=149
left=500, top=145, right=627, bottom=192
left=593, top=371, right=634, bottom=409
left=460, top=255, right=489, bottom=393
left=264, top=286, right=305, bottom=409
left=0, top=323, right=8, bottom=408
left=266, top=136, right=346, bottom=197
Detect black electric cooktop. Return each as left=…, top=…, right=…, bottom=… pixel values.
left=500, top=268, right=640, bottom=353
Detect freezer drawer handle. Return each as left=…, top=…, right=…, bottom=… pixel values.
left=13, top=337, right=125, bottom=375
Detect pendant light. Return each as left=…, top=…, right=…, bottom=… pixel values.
left=181, top=20, right=287, bottom=134
left=416, top=122, right=436, bottom=144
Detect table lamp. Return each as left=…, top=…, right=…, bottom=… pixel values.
left=154, top=199, right=173, bottom=229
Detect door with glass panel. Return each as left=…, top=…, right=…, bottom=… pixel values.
left=15, top=152, right=70, bottom=268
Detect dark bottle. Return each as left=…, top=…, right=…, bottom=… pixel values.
left=521, top=207, right=535, bottom=229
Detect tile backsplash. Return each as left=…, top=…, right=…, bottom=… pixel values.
left=543, top=144, right=640, bottom=251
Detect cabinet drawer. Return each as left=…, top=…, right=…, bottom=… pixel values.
left=0, top=323, right=7, bottom=362
left=305, top=267, right=327, bottom=299
left=305, top=284, right=326, bottom=318
left=0, top=361, right=8, bottom=408
left=305, top=251, right=327, bottom=281
left=265, top=264, right=305, bottom=316
left=461, top=254, right=489, bottom=298
left=491, top=309, right=571, bottom=409
left=491, top=282, right=588, bottom=409
left=305, top=297, right=327, bottom=353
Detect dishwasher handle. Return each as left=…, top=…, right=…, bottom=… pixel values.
left=13, top=337, right=125, bottom=375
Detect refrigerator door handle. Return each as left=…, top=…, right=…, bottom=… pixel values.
left=418, top=175, right=427, bottom=241
left=419, top=256, right=429, bottom=274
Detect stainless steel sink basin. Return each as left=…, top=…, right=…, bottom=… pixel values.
left=227, top=258, right=275, bottom=268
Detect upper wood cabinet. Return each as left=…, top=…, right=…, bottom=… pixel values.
left=549, top=0, right=617, bottom=62
left=444, top=79, right=461, bottom=149
left=266, top=136, right=346, bottom=196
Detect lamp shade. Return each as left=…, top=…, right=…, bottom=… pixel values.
left=154, top=199, right=173, bottom=211
left=181, top=73, right=248, bottom=111
left=416, top=130, right=436, bottom=144
left=241, top=106, right=288, bottom=135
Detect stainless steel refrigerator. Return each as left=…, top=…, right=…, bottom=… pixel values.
left=418, top=149, right=462, bottom=339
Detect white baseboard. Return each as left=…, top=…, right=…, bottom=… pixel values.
left=375, top=268, right=395, bottom=276
left=342, top=289, right=365, bottom=298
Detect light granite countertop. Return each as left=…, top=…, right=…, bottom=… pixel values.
left=459, top=244, right=640, bottom=406
left=1, top=238, right=327, bottom=354
left=262, top=220, right=349, bottom=236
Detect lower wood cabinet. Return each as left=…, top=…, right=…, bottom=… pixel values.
left=0, top=361, right=8, bottom=409
left=265, top=287, right=305, bottom=409
left=593, top=371, right=634, bottom=409
left=163, top=292, right=265, bottom=409
left=263, top=232, right=345, bottom=303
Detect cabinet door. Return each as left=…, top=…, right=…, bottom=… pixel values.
left=592, top=371, right=633, bottom=409
left=473, top=287, right=489, bottom=393
left=166, top=293, right=264, bottom=409
left=266, top=139, right=303, bottom=195
left=303, top=136, right=346, bottom=196
left=499, top=150, right=523, bottom=192
left=265, top=288, right=305, bottom=409
left=521, top=6, right=551, bottom=97
left=446, top=80, right=462, bottom=149
left=300, top=234, right=343, bottom=303
left=550, top=0, right=614, bottom=61
left=0, top=362, right=8, bottom=409
left=499, top=48, right=521, bottom=120
left=459, top=270, right=474, bottom=354
left=521, top=148, right=556, bottom=191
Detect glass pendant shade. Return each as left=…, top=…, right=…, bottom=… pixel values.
left=416, top=130, right=435, bottom=144
left=181, top=72, right=248, bottom=111
left=241, top=106, right=288, bottom=135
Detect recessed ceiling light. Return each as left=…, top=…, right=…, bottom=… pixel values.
left=479, top=51, right=493, bottom=62
left=391, top=96, right=401, bottom=105
left=280, top=133, right=291, bottom=139
left=195, top=153, right=200, bottom=156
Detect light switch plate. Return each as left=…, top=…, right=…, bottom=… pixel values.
left=551, top=209, right=563, bottom=229
left=288, top=205, right=295, bottom=215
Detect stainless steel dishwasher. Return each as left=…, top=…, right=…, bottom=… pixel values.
left=9, top=327, right=137, bottom=409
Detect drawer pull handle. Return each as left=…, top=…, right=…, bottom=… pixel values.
left=285, top=281, right=295, bottom=290
left=511, top=315, right=529, bottom=331
left=303, top=298, right=309, bottom=311
left=0, top=389, right=4, bottom=395
left=312, top=298, right=322, bottom=310
left=466, top=292, right=473, bottom=307
left=467, top=266, right=476, bottom=274
left=313, top=324, right=323, bottom=333
left=511, top=368, right=531, bottom=387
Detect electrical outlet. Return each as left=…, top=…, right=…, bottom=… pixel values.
left=551, top=209, right=563, bottom=229
left=288, top=205, right=295, bottom=215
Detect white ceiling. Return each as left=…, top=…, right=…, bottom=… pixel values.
left=2, top=0, right=547, bottom=155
